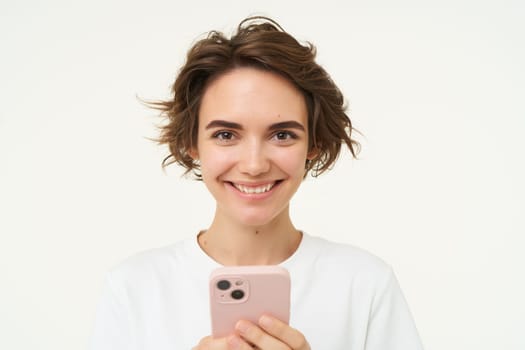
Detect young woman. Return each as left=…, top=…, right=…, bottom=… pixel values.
left=91, top=17, right=423, bottom=350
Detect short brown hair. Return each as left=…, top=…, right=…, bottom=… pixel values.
left=151, top=16, right=360, bottom=178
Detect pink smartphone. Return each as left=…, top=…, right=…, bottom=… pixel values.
left=209, top=265, right=291, bottom=338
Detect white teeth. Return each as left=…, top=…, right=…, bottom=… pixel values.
left=233, top=183, right=275, bottom=194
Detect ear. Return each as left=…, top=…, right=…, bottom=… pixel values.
left=188, top=147, right=199, bottom=160
left=307, top=148, right=319, bottom=160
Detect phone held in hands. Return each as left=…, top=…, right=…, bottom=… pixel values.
left=209, top=265, right=291, bottom=338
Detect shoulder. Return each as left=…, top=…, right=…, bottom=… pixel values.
left=305, top=234, right=390, bottom=269
left=104, top=239, right=191, bottom=289
left=301, top=234, right=394, bottom=285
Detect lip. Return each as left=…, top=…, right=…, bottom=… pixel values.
left=225, top=180, right=283, bottom=199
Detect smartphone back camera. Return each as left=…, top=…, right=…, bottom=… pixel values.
left=214, top=276, right=249, bottom=303
left=231, top=289, right=244, bottom=300
left=217, top=280, right=231, bottom=290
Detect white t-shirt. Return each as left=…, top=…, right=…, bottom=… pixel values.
left=90, top=233, right=423, bottom=349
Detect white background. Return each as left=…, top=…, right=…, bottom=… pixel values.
left=1, top=1, right=524, bottom=349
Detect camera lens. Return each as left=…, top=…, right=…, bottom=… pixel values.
left=217, top=280, right=231, bottom=290
left=231, top=289, right=245, bottom=300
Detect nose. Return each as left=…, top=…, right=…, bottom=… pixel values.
left=238, top=139, right=271, bottom=176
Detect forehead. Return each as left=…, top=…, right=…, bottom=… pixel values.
left=199, top=67, right=308, bottom=127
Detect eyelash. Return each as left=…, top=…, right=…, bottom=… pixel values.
left=273, top=131, right=298, bottom=141
left=211, top=130, right=299, bottom=143
left=212, top=131, right=235, bottom=141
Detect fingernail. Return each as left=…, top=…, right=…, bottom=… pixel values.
left=235, top=320, right=250, bottom=334
left=259, top=315, right=273, bottom=328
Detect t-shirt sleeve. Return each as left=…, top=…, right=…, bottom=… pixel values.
left=90, top=273, right=134, bottom=350
left=365, top=267, right=424, bottom=350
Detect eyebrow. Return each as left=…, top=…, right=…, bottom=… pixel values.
left=205, top=120, right=243, bottom=130
left=205, top=119, right=305, bottom=132
left=268, top=121, right=305, bottom=132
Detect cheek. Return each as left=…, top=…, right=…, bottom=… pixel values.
left=199, top=149, right=236, bottom=176
left=273, top=148, right=308, bottom=175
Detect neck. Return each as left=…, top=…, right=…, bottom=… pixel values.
left=198, top=207, right=302, bottom=266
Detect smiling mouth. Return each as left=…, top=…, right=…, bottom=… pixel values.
left=230, top=181, right=282, bottom=194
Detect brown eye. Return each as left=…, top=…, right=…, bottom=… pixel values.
left=213, top=131, right=234, bottom=140
left=274, top=131, right=297, bottom=141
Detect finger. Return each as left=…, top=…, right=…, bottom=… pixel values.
left=235, top=320, right=288, bottom=350
left=258, top=315, right=310, bottom=350
left=193, top=336, right=212, bottom=350
left=227, top=334, right=259, bottom=350
left=193, top=335, right=230, bottom=350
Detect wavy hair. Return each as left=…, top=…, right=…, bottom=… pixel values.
left=149, top=16, right=360, bottom=178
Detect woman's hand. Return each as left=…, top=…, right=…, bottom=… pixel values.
left=234, top=314, right=310, bottom=350
left=192, top=315, right=311, bottom=350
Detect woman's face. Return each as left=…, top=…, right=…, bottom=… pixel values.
left=194, top=67, right=314, bottom=227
